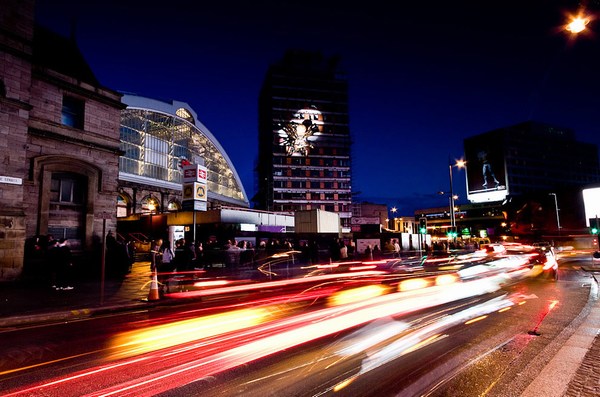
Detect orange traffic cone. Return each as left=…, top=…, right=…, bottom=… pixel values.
left=148, top=271, right=160, bottom=301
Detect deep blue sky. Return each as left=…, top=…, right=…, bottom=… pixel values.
left=35, top=0, right=600, bottom=215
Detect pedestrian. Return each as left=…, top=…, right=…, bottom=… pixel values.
left=54, top=238, right=73, bottom=290
left=347, top=240, right=356, bottom=258
left=329, top=238, right=341, bottom=262
left=339, top=240, right=348, bottom=260
left=160, top=240, right=175, bottom=272
left=225, top=239, right=241, bottom=269
left=194, top=241, right=204, bottom=268
left=364, top=244, right=373, bottom=261
left=174, top=238, right=193, bottom=271
left=150, top=238, right=163, bottom=271
left=373, top=244, right=381, bottom=260
left=393, top=239, right=401, bottom=258
left=126, top=240, right=135, bottom=272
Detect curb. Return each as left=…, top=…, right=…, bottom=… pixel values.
left=0, top=294, right=206, bottom=328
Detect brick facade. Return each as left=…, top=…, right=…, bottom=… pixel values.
left=0, top=0, right=124, bottom=281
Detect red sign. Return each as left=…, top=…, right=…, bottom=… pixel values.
left=182, top=164, right=208, bottom=183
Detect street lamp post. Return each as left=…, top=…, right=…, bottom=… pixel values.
left=448, top=159, right=465, bottom=244
left=449, top=163, right=455, bottom=234
left=391, top=207, right=397, bottom=231
left=549, top=192, right=561, bottom=233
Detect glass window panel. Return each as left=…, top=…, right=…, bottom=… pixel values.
left=60, top=179, right=73, bottom=202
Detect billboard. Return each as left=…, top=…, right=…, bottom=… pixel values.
left=583, top=187, right=600, bottom=227
left=464, top=134, right=508, bottom=203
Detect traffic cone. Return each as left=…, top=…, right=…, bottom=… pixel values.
left=148, top=271, right=160, bottom=301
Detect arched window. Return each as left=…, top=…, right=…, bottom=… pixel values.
left=175, top=107, right=194, bottom=124
left=117, top=192, right=131, bottom=218
left=141, top=196, right=160, bottom=214
left=167, top=200, right=181, bottom=211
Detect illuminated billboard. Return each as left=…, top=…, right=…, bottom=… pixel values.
left=583, top=187, right=600, bottom=227
left=464, top=134, right=508, bottom=203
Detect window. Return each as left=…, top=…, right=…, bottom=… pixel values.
left=50, top=173, right=86, bottom=204
left=145, top=135, right=168, bottom=167
left=61, top=96, right=85, bottom=129
left=167, top=200, right=181, bottom=211
left=117, top=193, right=130, bottom=218
left=141, top=196, right=160, bottom=214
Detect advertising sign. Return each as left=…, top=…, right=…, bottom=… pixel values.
left=351, top=217, right=381, bottom=225
left=464, top=134, right=509, bottom=203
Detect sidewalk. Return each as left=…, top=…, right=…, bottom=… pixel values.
left=0, top=260, right=163, bottom=327
left=522, top=268, right=600, bottom=397
left=0, top=261, right=599, bottom=396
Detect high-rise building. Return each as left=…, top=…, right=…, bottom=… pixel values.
left=256, top=50, right=352, bottom=231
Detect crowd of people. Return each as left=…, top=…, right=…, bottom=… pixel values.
left=146, top=236, right=387, bottom=276
left=24, top=234, right=74, bottom=290
left=23, top=231, right=443, bottom=291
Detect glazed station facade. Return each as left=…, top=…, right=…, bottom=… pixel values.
left=116, top=95, right=250, bottom=242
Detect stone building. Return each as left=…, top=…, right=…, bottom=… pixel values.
left=0, top=0, right=124, bottom=280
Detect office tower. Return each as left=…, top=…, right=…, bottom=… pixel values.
left=256, top=50, right=352, bottom=231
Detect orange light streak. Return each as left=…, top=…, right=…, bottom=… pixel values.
left=465, top=315, right=488, bottom=325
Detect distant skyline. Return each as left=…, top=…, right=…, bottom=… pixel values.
left=35, top=0, right=600, bottom=215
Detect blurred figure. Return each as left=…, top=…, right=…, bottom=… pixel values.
left=160, top=240, right=175, bottom=272
left=150, top=238, right=163, bottom=271
left=54, top=238, right=73, bottom=290
left=339, top=240, right=348, bottom=259
left=364, top=244, right=373, bottom=261
left=174, top=238, right=192, bottom=271
left=393, top=239, right=401, bottom=258
left=329, top=238, right=341, bottom=262
left=373, top=244, right=381, bottom=260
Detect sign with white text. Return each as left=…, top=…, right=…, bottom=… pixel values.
left=182, top=164, right=208, bottom=183
left=0, top=176, right=22, bottom=185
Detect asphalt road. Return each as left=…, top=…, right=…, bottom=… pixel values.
left=0, top=256, right=594, bottom=397
left=163, top=263, right=592, bottom=397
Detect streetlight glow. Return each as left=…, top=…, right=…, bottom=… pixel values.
left=566, top=16, right=589, bottom=34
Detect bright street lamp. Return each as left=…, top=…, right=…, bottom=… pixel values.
left=565, top=13, right=591, bottom=34
left=449, top=159, right=465, bottom=242
left=390, top=207, right=398, bottom=231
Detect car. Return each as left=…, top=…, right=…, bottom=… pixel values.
left=493, top=242, right=558, bottom=281
left=529, top=245, right=558, bottom=280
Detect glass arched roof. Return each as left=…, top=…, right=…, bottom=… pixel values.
left=118, top=94, right=249, bottom=207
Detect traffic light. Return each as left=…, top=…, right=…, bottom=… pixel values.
left=591, top=218, right=599, bottom=235
left=419, top=217, right=427, bottom=234
left=447, top=229, right=458, bottom=239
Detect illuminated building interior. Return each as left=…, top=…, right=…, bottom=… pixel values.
left=118, top=95, right=248, bottom=215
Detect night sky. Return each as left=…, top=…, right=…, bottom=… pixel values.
left=35, top=0, right=600, bottom=215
